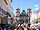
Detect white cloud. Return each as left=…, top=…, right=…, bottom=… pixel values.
left=35, top=4, right=38, bottom=7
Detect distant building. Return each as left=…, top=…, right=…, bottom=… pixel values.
left=31, top=9, right=40, bottom=24
left=16, top=6, right=32, bottom=23
left=20, top=10, right=28, bottom=23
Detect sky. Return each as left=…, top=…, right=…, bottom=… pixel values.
left=11, top=0, right=40, bottom=14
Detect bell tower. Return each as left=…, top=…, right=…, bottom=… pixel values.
left=27, top=6, right=32, bottom=27
left=16, top=6, right=20, bottom=21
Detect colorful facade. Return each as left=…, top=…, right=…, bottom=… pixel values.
left=0, top=0, right=13, bottom=24
left=31, top=9, right=40, bottom=24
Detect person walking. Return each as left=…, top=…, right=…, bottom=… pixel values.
left=38, top=23, right=40, bottom=30
left=30, top=21, right=35, bottom=30
left=0, top=25, right=2, bottom=30
left=3, top=24, right=7, bottom=30
left=25, top=23, right=28, bottom=30
left=34, top=20, right=38, bottom=30
left=1, top=23, right=3, bottom=30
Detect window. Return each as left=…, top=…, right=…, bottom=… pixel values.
left=4, top=0, right=8, bottom=5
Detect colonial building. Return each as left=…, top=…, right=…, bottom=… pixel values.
left=27, top=7, right=32, bottom=23
left=19, top=10, right=28, bottom=23
left=0, top=0, right=13, bottom=24
left=16, top=7, right=32, bottom=24
left=31, top=9, right=40, bottom=24
left=27, top=7, right=32, bottom=27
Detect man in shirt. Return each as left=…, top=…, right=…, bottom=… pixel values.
left=34, top=20, right=38, bottom=30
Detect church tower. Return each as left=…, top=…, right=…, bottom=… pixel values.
left=27, top=6, right=32, bottom=27
left=16, top=6, right=20, bottom=21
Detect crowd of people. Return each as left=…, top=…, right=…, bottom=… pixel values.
left=0, top=20, right=40, bottom=30
left=30, top=20, right=40, bottom=30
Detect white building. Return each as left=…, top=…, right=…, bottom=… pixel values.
left=6, top=0, right=13, bottom=16
left=1, top=0, right=13, bottom=17
left=31, top=9, right=40, bottom=24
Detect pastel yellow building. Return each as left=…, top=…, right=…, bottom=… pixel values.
left=31, top=10, right=40, bottom=24
left=0, top=0, right=8, bottom=24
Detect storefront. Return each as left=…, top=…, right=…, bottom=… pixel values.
left=0, top=7, right=8, bottom=24
left=1, top=16, right=8, bottom=24
left=7, top=16, right=11, bottom=24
